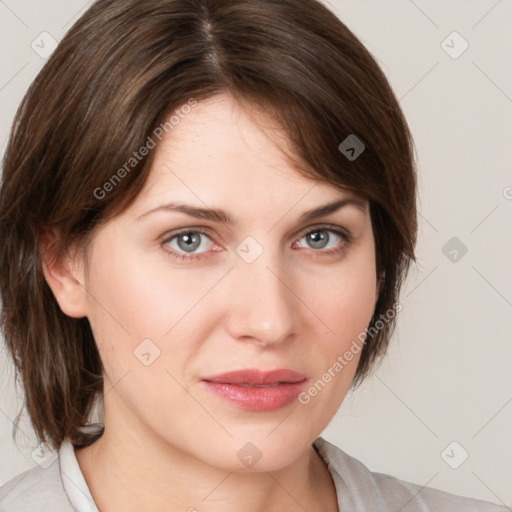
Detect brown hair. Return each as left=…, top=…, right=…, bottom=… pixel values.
left=0, top=0, right=416, bottom=450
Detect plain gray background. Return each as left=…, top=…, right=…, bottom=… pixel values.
left=1, top=0, right=511, bottom=507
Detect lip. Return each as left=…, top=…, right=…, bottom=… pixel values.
left=202, top=369, right=307, bottom=385
left=201, top=369, right=307, bottom=411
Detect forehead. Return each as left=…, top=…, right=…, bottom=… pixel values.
left=133, top=94, right=367, bottom=215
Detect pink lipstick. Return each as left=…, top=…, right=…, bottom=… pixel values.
left=201, top=369, right=307, bottom=411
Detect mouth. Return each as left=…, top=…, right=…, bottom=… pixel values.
left=200, top=369, right=307, bottom=411
left=201, top=368, right=307, bottom=386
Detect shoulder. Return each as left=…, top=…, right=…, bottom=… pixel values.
left=0, top=456, right=73, bottom=512
left=313, top=437, right=509, bottom=512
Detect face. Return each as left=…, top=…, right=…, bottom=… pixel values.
left=69, top=94, right=378, bottom=471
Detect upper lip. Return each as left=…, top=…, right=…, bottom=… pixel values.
left=201, top=369, right=307, bottom=385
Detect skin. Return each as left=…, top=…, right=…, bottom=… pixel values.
left=43, top=93, right=380, bottom=512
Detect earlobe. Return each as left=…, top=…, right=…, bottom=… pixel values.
left=39, top=229, right=88, bottom=318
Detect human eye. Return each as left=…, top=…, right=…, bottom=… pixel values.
left=160, top=224, right=353, bottom=263
left=161, top=228, right=219, bottom=262
left=292, top=224, right=353, bottom=257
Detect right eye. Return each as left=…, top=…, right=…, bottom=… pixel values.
left=162, top=229, right=217, bottom=261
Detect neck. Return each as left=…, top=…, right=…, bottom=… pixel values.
left=75, top=410, right=338, bottom=512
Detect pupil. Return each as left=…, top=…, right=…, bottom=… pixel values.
left=178, top=232, right=200, bottom=252
left=309, top=231, right=327, bottom=249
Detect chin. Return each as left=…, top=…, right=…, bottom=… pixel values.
left=187, top=428, right=313, bottom=473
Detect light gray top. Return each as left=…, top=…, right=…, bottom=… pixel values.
left=0, top=436, right=508, bottom=511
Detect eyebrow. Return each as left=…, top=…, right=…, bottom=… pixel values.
left=136, top=196, right=367, bottom=224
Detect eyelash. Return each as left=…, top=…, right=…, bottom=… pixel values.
left=161, top=225, right=353, bottom=262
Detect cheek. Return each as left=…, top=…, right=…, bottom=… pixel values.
left=82, top=245, right=198, bottom=420
left=326, top=265, right=376, bottom=339
left=298, top=241, right=377, bottom=399
left=83, top=237, right=226, bottom=385
left=307, top=242, right=377, bottom=343
left=84, top=239, right=199, bottom=337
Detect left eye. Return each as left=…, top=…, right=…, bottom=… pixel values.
left=294, top=228, right=346, bottom=251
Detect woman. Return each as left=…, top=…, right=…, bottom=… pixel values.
left=0, top=0, right=506, bottom=510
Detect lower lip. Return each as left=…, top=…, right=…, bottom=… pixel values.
left=201, top=380, right=307, bottom=411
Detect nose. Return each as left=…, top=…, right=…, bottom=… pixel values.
left=225, top=251, right=298, bottom=348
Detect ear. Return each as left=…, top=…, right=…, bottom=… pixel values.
left=39, top=228, right=88, bottom=318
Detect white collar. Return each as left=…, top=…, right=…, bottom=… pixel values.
left=59, top=439, right=99, bottom=512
